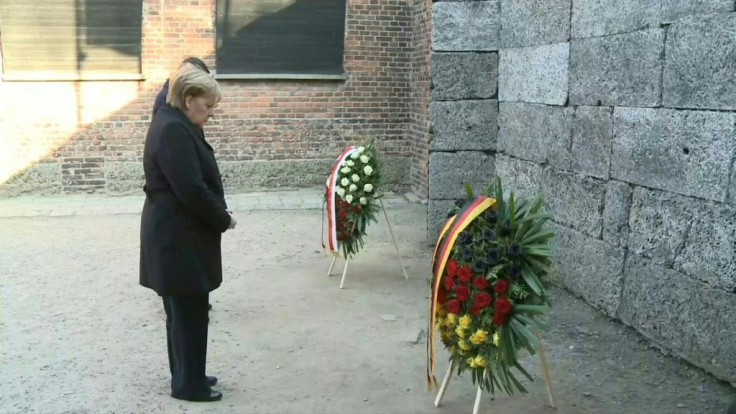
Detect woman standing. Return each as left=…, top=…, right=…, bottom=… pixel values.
left=140, top=65, right=235, bottom=402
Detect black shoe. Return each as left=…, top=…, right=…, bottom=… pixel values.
left=171, top=390, right=222, bottom=402
left=207, top=376, right=218, bottom=387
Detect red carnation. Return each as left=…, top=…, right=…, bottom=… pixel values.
left=447, top=260, right=459, bottom=277
left=455, top=285, right=470, bottom=302
left=446, top=299, right=462, bottom=314
left=458, top=266, right=472, bottom=283
left=494, top=279, right=509, bottom=295
left=437, top=289, right=448, bottom=305
left=338, top=210, right=348, bottom=220
left=444, top=275, right=455, bottom=291
left=474, top=292, right=493, bottom=307
left=495, top=297, right=512, bottom=315
left=470, top=303, right=484, bottom=315
left=493, top=312, right=508, bottom=325
left=473, top=276, right=489, bottom=290
left=352, top=205, right=362, bottom=213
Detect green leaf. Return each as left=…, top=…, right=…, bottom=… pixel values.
left=508, top=370, right=528, bottom=394
left=509, top=192, right=516, bottom=228
left=513, top=361, right=534, bottom=383
left=465, top=182, right=474, bottom=198
left=520, top=264, right=543, bottom=296
left=513, top=304, right=549, bottom=315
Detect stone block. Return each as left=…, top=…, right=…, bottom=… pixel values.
left=0, top=163, right=61, bottom=197
left=571, top=0, right=660, bottom=38
left=551, top=224, right=625, bottom=316
left=628, top=187, right=736, bottom=293
left=500, top=0, right=571, bottom=48
left=429, top=100, right=498, bottom=151
left=570, top=29, right=664, bottom=107
left=660, top=0, right=734, bottom=24
left=498, top=42, right=569, bottom=105
left=431, top=53, right=498, bottom=100
left=602, top=180, right=632, bottom=247
left=498, top=103, right=573, bottom=169
left=664, top=13, right=736, bottom=110
left=620, top=255, right=736, bottom=383
left=543, top=168, right=605, bottom=238
left=612, top=107, right=736, bottom=202
left=428, top=151, right=495, bottom=200
left=494, top=154, right=544, bottom=201
left=105, top=162, right=144, bottom=194
left=432, top=1, right=501, bottom=51
left=571, top=106, right=612, bottom=179
left=428, top=199, right=456, bottom=244
left=730, top=166, right=736, bottom=206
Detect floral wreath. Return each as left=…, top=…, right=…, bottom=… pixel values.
left=323, top=140, right=382, bottom=258
left=427, top=178, right=555, bottom=395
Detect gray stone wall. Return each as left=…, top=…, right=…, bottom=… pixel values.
left=429, top=0, right=736, bottom=384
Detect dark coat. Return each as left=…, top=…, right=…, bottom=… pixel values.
left=152, top=80, right=169, bottom=117
left=140, top=104, right=231, bottom=296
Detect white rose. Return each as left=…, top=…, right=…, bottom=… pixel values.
left=360, top=197, right=367, bottom=205
left=363, top=165, right=373, bottom=176
left=341, top=177, right=350, bottom=187
left=345, top=194, right=354, bottom=203
left=352, top=174, right=360, bottom=182
left=349, top=184, right=357, bottom=192
left=360, top=155, right=370, bottom=163
left=336, top=187, right=345, bottom=196
left=346, top=160, right=355, bottom=167
left=350, top=152, right=359, bottom=159
left=341, top=167, right=351, bottom=174
left=358, top=146, right=365, bottom=153
left=364, top=184, right=374, bottom=193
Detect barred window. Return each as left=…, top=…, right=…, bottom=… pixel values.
left=215, top=0, right=346, bottom=78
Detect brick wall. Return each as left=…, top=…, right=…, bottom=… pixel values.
left=0, top=0, right=421, bottom=196
left=408, top=0, right=432, bottom=199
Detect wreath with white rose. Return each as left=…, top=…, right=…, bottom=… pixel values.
left=323, top=140, right=382, bottom=258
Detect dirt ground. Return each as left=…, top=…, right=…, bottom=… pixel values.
left=0, top=196, right=734, bottom=413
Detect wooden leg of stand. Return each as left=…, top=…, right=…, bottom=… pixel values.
left=434, top=360, right=456, bottom=407
left=537, top=334, right=557, bottom=409
left=380, top=199, right=409, bottom=280
left=327, top=256, right=337, bottom=277
left=339, top=258, right=350, bottom=289
left=472, top=371, right=486, bottom=414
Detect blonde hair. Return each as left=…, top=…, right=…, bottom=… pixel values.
left=167, top=64, right=221, bottom=109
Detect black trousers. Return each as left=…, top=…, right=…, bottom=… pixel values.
left=162, top=294, right=210, bottom=398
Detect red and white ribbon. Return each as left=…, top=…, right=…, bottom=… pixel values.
left=325, top=146, right=361, bottom=255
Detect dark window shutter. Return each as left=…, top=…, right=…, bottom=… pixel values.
left=0, top=0, right=142, bottom=79
left=215, top=0, right=346, bottom=75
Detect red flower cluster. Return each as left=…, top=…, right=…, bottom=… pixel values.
left=334, top=198, right=358, bottom=241
left=493, top=297, right=513, bottom=325
left=438, top=260, right=515, bottom=321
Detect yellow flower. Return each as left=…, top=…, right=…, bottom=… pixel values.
left=473, top=355, right=487, bottom=368
left=446, top=313, right=458, bottom=326
left=493, top=332, right=500, bottom=347
left=459, top=314, right=473, bottom=328
left=458, top=340, right=471, bottom=351
left=437, top=305, right=448, bottom=318
left=470, top=329, right=489, bottom=345
left=455, top=326, right=467, bottom=338
left=467, top=357, right=476, bottom=368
